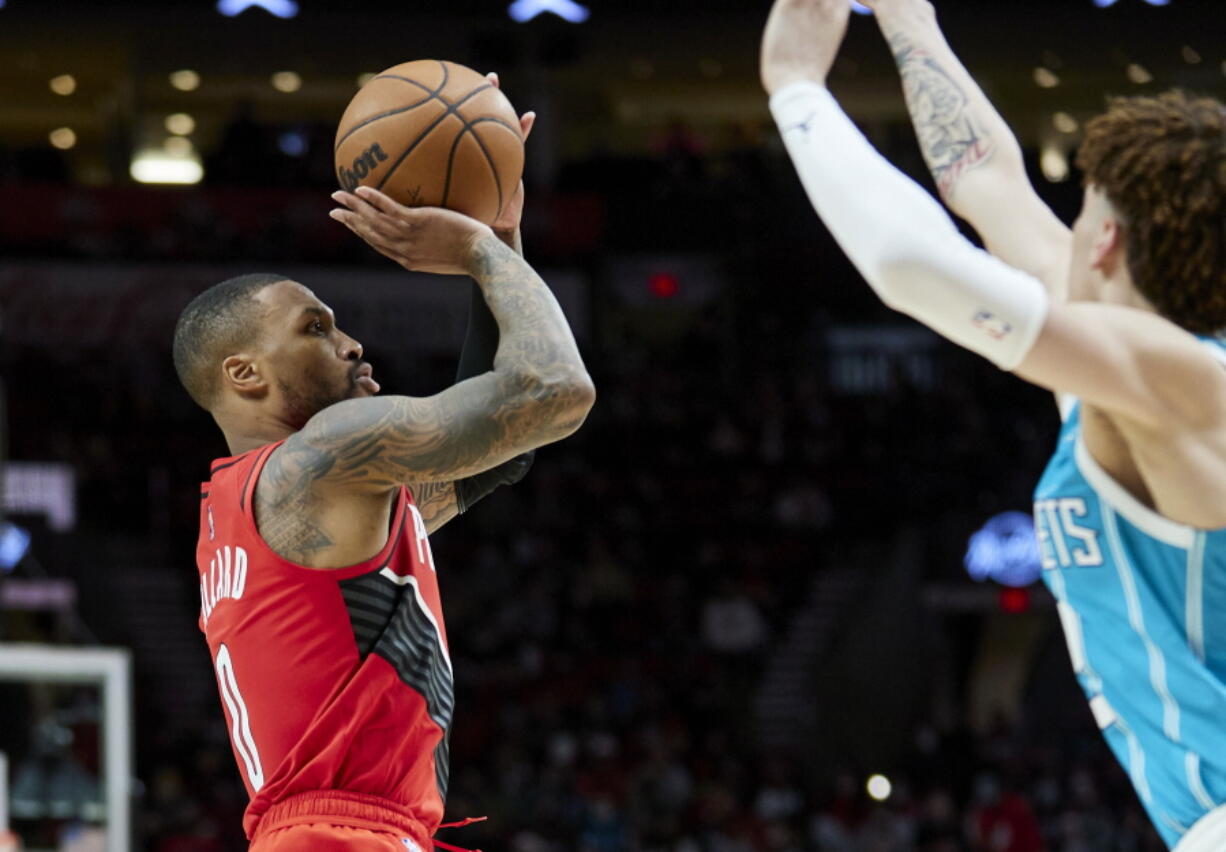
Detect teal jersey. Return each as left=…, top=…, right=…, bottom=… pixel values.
left=1034, top=377, right=1226, bottom=848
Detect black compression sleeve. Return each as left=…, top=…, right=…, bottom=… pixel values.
left=455, top=281, right=499, bottom=382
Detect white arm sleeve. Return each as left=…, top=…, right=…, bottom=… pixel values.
left=769, top=80, right=1049, bottom=370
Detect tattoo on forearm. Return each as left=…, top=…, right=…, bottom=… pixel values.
left=887, top=30, right=994, bottom=198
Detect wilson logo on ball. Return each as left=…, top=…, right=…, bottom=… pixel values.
left=337, top=142, right=390, bottom=191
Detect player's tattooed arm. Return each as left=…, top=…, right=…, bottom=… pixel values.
left=406, top=206, right=526, bottom=534
left=255, top=440, right=338, bottom=563
left=868, top=0, right=1071, bottom=295
left=886, top=30, right=992, bottom=200
left=256, top=437, right=458, bottom=550
left=283, top=231, right=594, bottom=494
left=410, top=481, right=460, bottom=534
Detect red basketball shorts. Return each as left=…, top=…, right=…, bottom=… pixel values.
left=249, top=791, right=432, bottom=852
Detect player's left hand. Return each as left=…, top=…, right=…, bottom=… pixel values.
left=484, top=71, right=536, bottom=236
left=330, top=187, right=493, bottom=276
left=761, top=0, right=851, bottom=94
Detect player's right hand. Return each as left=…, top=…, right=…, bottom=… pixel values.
left=761, top=0, right=851, bottom=94
left=330, top=186, right=494, bottom=276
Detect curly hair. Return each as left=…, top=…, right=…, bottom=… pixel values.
left=1075, top=90, right=1226, bottom=334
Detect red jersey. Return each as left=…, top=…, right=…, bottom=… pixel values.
left=195, top=441, right=454, bottom=839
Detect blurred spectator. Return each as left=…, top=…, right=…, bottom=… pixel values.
left=702, top=580, right=769, bottom=655
left=968, top=773, right=1043, bottom=852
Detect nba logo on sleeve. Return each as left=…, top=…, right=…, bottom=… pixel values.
left=401, top=839, right=422, bottom=852
left=972, top=309, right=1013, bottom=340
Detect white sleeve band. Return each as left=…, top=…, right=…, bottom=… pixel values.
left=769, top=81, right=1049, bottom=370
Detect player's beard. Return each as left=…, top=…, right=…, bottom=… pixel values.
left=278, top=367, right=360, bottom=430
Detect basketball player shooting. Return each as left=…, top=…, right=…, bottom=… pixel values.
left=173, top=82, right=594, bottom=851
left=762, top=0, right=1226, bottom=848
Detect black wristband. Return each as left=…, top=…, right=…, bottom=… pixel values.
left=455, top=451, right=535, bottom=514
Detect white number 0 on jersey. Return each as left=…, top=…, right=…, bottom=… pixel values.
left=213, top=643, right=265, bottom=790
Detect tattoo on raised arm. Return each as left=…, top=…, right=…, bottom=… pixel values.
left=410, top=481, right=459, bottom=534
left=887, top=30, right=994, bottom=199
left=255, top=441, right=337, bottom=563
left=267, top=234, right=589, bottom=503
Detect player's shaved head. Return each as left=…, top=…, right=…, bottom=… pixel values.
left=173, top=273, right=289, bottom=409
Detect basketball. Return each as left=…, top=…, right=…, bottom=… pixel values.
left=334, top=60, right=524, bottom=226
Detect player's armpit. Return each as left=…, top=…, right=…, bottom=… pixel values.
left=1014, top=302, right=1226, bottom=430
left=406, top=451, right=535, bottom=534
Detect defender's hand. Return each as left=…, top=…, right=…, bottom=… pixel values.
left=761, top=0, right=851, bottom=94
left=483, top=71, right=537, bottom=237
left=330, top=186, right=493, bottom=276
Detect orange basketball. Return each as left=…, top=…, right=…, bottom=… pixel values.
left=334, top=60, right=524, bottom=225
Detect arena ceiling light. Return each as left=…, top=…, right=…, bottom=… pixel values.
left=1052, top=111, right=1079, bottom=134
left=1040, top=144, right=1070, bottom=182
left=49, top=75, right=76, bottom=96
left=130, top=149, right=204, bottom=185
left=169, top=70, right=201, bottom=92
left=164, top=113, right=195, bottom=136
left=48, top=128, right=76, bottom=150
left=1093, top=0, right=1171, bottom=6
left=216, top=0, right=299, bottom=18
left=508, top=0, right=590, bottom=23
